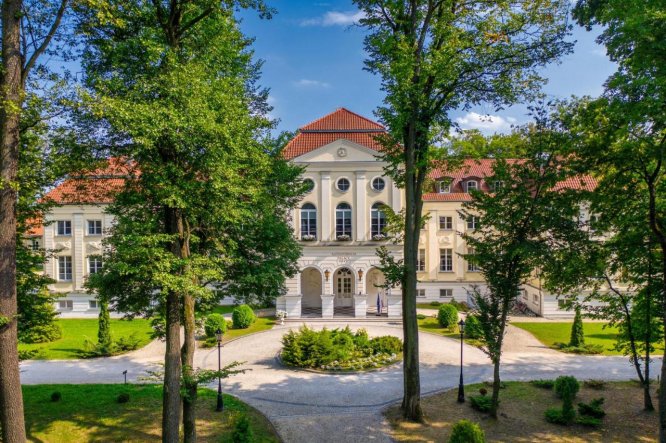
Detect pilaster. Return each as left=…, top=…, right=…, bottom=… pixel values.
left=355, top=171, right=367, bottom=241
left=73, top=213, right=84, bottom=290
left=320, top=172, right=331, bottom=241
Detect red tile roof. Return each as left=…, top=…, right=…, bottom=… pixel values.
left=282, top=108, right=386, bottom=160
left=44, top=158, right=133, bottom=205
left=26, top=218, right=44, bottom=237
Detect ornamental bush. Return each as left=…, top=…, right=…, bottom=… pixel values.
left=232, top=305, right=256, bottom=329
left=438, top=304, right=458, bottom=329
left=232, top=415, right=253, bottom=443
left=464, top=315, right=484, bottom=339
left=448, top=419, right=486, bottom=443
left=545, top=376, right=580, bottom=424
left=370, top=335, right=403, bottom=355
left=469, top=395, right=492, bottom=412
left=204, top=313, right=227, bottom=338
left=569, top=306, right=585, bottom=348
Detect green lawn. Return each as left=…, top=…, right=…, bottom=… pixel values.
left=417, top=315, right=483, bottom=347
left=512, top=322, right=621, bottom=355
left=19, top=318, right=153, bottom=360
left=223, top=316, right=275, bottom=342
left=211, top=305, right=236, bottom=315
left=20, top=384, right=279, bottom=442
left=416, top=303, right=441, bottom=310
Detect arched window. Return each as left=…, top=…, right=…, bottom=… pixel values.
left=301, top=203, right=317, bottom=239
left=465, top=180, right=478, bottom=192
left=371, top=202, right=387, bottom=238
left=336, top=203, right=352, bottom=239
left=438, top=180, right=451, bottom=193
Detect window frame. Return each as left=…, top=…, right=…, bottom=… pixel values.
left=56, top=220, right=72, bottom=236
left=417, top=249, right=426, bottom=272
left=303, top=178, right=315, bottom=193
left=335, top=203, right=352, bottom=238
left=88, top=256, right=103, bottom=275
left=438, top=216, right=453, bottom=230
left=87, top=220, right=103, bottom=235
left=58, top=300, right=73, bottom=310
left=58, top=256, right=73, bottom=281
left=300, top=203, right=317, bottom=239
left=416, top=289, right=426, bottom=298
left=336, top=177, right=351, bottom=192
left=89, top=300, right=99, bottom=309
left=370, top=202, right=387, bottom=238
left=467, top=216, right=478, bottom=230
left=438, top=180, right=451, bottom=194
left=465, top=180, right=478, bottom=192
left=439, top=248, right=453, bottom=272
left=371, top=177, right=386, bottom=192
left=439, top=288, right=453, bottom=299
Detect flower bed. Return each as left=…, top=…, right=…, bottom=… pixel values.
left=281, top=325, right=402, bottom=371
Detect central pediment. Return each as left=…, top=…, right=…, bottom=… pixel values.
left=291, top=139, right=383, bottom=163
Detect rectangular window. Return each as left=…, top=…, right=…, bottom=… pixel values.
left=58, top=300, right=73, bottom=310
left=300, top=207, right=317, bottom=239
left=30, top=238, right=40, bottom=251
left=417, top=249, right=426, bottom=272
left=533, top=293, right=539, bottom=303
left=439, top=249, right=453, bottom=272
left=88, top=220, right=103, bottom=235
left=467, top=216, right=478, bottom=230
left=89, top=256, right=103, bottom=274
left=438, top=216, right=453, bottom=230
left=440, top=289, right=453, bottom=299
left=467, top=247, right=479, bottom=272
left=58, top=256, right=72, bottom=281
left=416, top=289, right=426, bottom=297
left=89, top=300, right=98, bottom=309
left=56, top=220, right=71, bottom=236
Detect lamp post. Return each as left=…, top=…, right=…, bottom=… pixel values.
left=457, top=319, right=466, bottom=403
left=215, top=328, right=224, bottom=412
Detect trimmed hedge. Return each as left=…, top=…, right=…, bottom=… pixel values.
left=449, top=419, right=486, bottom=443
left=232, top=305, right=256, bottom=329
left=464, top=315, right=483, bottom=339
left=438, top=304, right=458, bottom=329
left=204, top=314, right=227, bottom=338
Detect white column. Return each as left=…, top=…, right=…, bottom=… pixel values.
left=353, top=295, right=367, bottom=317
left=321, top=295, right=335, bottom=318
left=391, top=180, right=401, bottom=212
left=320, top=172, right=331, bottom=241
left=355, top=171, right=367, bottom=241
left=73, top=213, right=85, bottom=291
left=283, top=294, right=302, bottom=318
left=43, top=219, right=55, bottom=281
left=387, top=290, right=403, bottom=317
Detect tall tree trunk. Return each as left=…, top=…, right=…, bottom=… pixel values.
left=400, top=125, right=423, bottom=422
left=0, top=0, right=26, bottom=441
left=181, top=291, right=197, bottom=443
left=163, top=208, right=183, bottom=443
left=489, top=294, right=510, bottom=419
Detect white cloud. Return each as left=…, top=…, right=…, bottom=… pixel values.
left=292, top=79, right=331, bottom=89
left=300, top=10, right=365, bottom=27
left=454, top=112, right=517, bottom=134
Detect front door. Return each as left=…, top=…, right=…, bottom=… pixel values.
left=335, top=268, right=353, bottom=307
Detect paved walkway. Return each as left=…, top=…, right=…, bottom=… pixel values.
left=20, top=322, right=659, bottom=443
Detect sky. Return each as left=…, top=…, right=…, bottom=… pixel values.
left=238, top=1, right=617, bottom=135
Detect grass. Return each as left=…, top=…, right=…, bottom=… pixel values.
left=417, top=315, right=484, bottom=347
left=416, top=303, right=441, bottom=310
left=512, top=322, right=621, bottom=355
left=223, top=316, right=275, bottom=342
left=211, top=305, right=236, bottom=315
left=19, top=384, right=279, bottom=442
left=19, top=319, right=153, bottom=360
left=386, top=381, right=657, bottom=442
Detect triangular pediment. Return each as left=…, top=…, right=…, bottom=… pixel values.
left=291, top=139, right=382, bottom=163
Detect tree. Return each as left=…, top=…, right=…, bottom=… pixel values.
left=463, top=106, right=588, bottom=418
left=569, top=306, right=585, bottom=348
left=569, top=0, right=666, bottom=435
left=78, top=2, right=301, bottom=441
left=97, top=297, right=112, bottom=349
left=0, top=1, right=70, bottom=440
left=353, top=0, right=574, bottom=421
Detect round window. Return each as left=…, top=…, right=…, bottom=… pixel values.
left=372, top=177, right=385, bottom=191
left=303, top=178, right=315, bottom=193
left=337, top=178, right=350, bottom=192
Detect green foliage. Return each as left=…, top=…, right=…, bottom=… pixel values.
left=232, top=415, right=253, bottom=443
left=554, top=376, right=580, bottom=399
left=116, top=393, right=130, bottom=404
left=548, top=376, right=580, bottom=424
left=464, top=315, right=484, bottom=340
left=18, top=348, right=42, bottom=361
left=530, top=379, right=555, bottom=389
left=544, top=407, right=568, bottom=425
left=79, top=333, right=142, bottom=358
left=569, top=307, right=585, bottom=348
left=97, top=299, right=112, bottom=348
left=575, top=415, right=602, bottom=427
left=429, top=301, right=441, bottom=307
left=449, top=300, right=470, bottom=312
left=448, top=419, right=486, bottom=443
left=281, top=326, right=402, bottom=371
left=554, top=342, right=604, bottom=355
left=469, top=395, right=492, bottom=413
left=204, top=314, right=227, bottom=338
left=437, top=304, right=458, bottom=329
left=232, top=305, right=256, bottom=330
left=416, top=314, right=426, bottom=320
left=50, top=392, right=61, bottom=403
left=17, top=289, right=61, bottom=344
left=578, top=398, right=605, bottom=419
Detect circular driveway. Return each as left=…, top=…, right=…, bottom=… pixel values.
left=20, top=322, right=658, bottom=443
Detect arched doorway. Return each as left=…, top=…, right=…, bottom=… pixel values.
left=301, top=268, right=323, bottom=310
left=333, top=267, right=354, bottom=308
left=366, top=267, right=387, bottom=315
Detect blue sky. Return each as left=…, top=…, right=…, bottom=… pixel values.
left=239, top=1, right=617, bottom=135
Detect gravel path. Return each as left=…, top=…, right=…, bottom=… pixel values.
left=20, top=322, right=659, bottom=443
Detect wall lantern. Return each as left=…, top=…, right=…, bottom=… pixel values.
left=324, top=269, right=331, bottom=282
left=357, top=268, right=364, bottom=280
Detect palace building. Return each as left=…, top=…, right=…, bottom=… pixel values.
left=35, top=108, right=593, bottom=318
